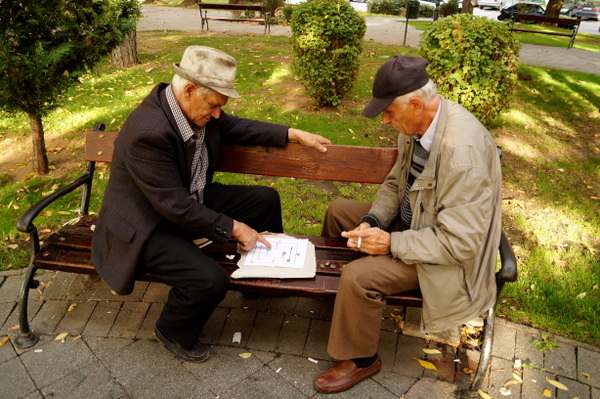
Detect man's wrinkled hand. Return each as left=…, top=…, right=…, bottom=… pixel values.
left=232, top=220, right=271, bottom=251
left=342, top=225, right=391, bottom=255
left=288, top=128, right=331, bottom=153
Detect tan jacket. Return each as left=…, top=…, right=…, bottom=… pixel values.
left=369, top=97, right=502, bottom=332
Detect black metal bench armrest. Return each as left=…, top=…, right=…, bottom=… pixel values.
left=16, top=171, right=94, bottom=234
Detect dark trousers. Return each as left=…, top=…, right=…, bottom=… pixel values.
left=141, top=184, right=283, bottom=349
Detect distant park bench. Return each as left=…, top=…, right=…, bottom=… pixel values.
left=509, top=15, right=581, bottom=49
left=14, top=123, right=517, bottom=398
left=195, top=0, right=271, bottom=34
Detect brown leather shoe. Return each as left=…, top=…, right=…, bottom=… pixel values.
left=313, top=357, right=382, bottom=393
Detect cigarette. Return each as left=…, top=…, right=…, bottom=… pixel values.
left=356, top=225, right=364, bottom=249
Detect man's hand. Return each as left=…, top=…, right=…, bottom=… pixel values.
left=342, top=223, right=391, bottom=256
left=232, top=220, right=271, bottom=251
left=288, top=128, right=331, bottom=153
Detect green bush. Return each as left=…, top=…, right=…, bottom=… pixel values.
left=278, top=4, right=295, bottom=23
left=419, top=14, right=521, bottom=126
left=419, top=3, right=435, bottom=18
left=290, top=0, right=366, bottom=107
left=439, top=0, right=460, bottom=17
left=369, top=0, right=405, bottom=15
left=261, top=0, right=285, bottom=17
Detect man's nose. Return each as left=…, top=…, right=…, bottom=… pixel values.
left=211, top=107, right=222, bottom=119
left=381, top=114, right=390, bottom=126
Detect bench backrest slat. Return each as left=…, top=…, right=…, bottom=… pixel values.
left=515, top=15, right=580, bottom=25
left=84, top=130, right=398, bottom=184
left=85, top=130, right=118, bottom=163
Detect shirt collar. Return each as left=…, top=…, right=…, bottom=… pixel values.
left=415, top=100, right=441, bottom=152
left=165, top=84, right=196, bottom=143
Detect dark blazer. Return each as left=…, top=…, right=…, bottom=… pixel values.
left=91, top=83, right=289, bottom=295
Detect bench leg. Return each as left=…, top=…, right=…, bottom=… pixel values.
left=12, top=263, right=40, bottom=348
left=202, top=10, right=209, bottom=32
left=457, top=306, right=495, bottom=398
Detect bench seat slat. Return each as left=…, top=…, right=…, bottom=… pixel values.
left=33, top=217, right=423, bottom=305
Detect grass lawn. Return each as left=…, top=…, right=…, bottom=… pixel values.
left=0, top=32, right=598, bottom=348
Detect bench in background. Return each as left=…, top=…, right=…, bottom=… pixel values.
left=14, top=123, right=517, bottom=397
left=195, top=0, right=271, bottom=34
left=509, top=15, right=581, bottom=49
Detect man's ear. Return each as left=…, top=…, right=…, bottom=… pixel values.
left=409, top=96, right=423, bottom=112
left=183, top=82, right=197, bottom=98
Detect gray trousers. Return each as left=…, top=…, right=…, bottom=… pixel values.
left=322, top=199, right=419, bottom=360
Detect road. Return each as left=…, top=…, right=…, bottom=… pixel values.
left=337, top=0, right=600, bottom=35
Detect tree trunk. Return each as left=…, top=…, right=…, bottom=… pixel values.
left=28, top=114, right=49, bottom=175
left=544, top=0, right=564, bottom=18
left=462, top=0, right=474, bottom=14
left=110, top=30, right=139, bottom=68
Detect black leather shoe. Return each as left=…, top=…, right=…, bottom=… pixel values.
left=153, top=323, right=210, bottom=363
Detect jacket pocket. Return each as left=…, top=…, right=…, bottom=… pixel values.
left=107, top=210, right=136, bottom=243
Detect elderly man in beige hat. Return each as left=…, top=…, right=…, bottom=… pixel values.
left=92, top=46, right=330, bottom=362
left=313, top=55, right=502, bottom=393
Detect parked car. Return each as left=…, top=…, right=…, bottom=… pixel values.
left=560, top=2, right=580, bottom=17
left=479, top=0, right=506, bottom=10
left=497, top=2, right=545, bottom=20
left=575, top=1, right=600, bottom=19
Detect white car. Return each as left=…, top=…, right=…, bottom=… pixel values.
left=479, top=0, right=506, bottom=9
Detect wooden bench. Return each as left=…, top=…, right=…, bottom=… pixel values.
left=195, top=0, right=271, bottom=34
left=509, top=15, right=581, bottom=49
left=15, top=123, right=517, bottom=397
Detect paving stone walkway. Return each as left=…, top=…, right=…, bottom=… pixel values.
left=1, top=271, right=599, bottom=398
left=2, top=6, right=599, bottom=399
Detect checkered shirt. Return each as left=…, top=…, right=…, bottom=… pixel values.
left=166, top=85, right=208, bottom=203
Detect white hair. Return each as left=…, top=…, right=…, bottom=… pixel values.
left=171, top=74, right=213, bottom=97
left=392, top=80, right=438, bottom=108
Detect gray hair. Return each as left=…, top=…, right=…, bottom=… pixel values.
left=172, top=74, right=214, bottom=97
left=392, top=79, right=438, bottom=108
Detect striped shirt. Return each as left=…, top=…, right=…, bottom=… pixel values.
left=400, top=140, right=430, bottom=227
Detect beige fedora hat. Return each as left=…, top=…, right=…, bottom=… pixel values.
left=173, top=46, right=240, bottom=98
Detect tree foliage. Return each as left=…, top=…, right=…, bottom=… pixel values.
left=290, top=0, right=366, bottom=107
left=0, top=0, right=140, bottom=174
left=419, top=14, right=521, bottom=126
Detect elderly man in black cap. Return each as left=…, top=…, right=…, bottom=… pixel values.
left=92, top=46, right=330, bottom=363
left=313, top=55, right=502, bottom=393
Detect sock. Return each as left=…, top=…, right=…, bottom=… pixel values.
left=351, top=354, right=378, bottom=368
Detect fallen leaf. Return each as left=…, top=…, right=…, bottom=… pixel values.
left=504, top=379, right=521, bottom=386
left=463, top=367, right=474, bottom=374
left=414, top=358, right=437, bottom=370
left=542, top=388, right=552, bottom=397
left=8, top=325, right=19, bottom=331
left=512, top=372, right=523, bottom=383
left=238, top=352, right=252, bottom=359
left=55, top=332, right=68, bottom=342
left=478, top=389, right=493, bottom=399
left=0, top=336, right=9, bottom=347
left=546, top=377, right=568, bottom=390
left=581, top=372, right=591, bottom=380
left=67, top=303, right=77, bottom=312
left=422, top=348, right=442, bottom=355
left=499, top=386, right=512, bottom=396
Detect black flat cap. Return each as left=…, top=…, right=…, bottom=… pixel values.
left=362, top=56, right=429, bottom=118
